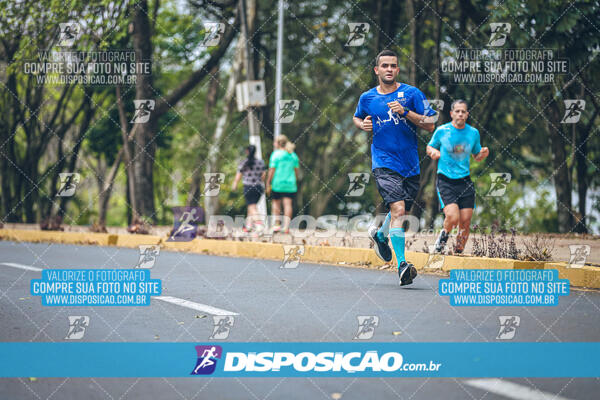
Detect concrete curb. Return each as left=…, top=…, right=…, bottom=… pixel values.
left=1, top=228, right=598, bottom=289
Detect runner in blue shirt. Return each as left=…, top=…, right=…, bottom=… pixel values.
left=353, top=49, right=437, bottom=286
left=426, top=100, right=489, bottom=254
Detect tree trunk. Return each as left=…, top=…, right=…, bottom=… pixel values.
left=547, top=97, right=574, bottom=233
left=413, top=0, right=443, bottom=228
left=575, top=126, right=589, bottom=233
left=374, top=0, right=383, bottom=52
left=57, top=93, right=94, bottom=220
left=98, top=149, right=124, bottom=226
left=130, top=0, right=238, bottom=223
left=0, top=156, right=15, bottom=221
left=186, top=171, right=203, bottom=207
left=22, top=164, right=38, bottom=223
left=204, top=65, right=220, bottom=114
left=406, top=0, right=416, bottom=86
left=132, top=0, right=157, bottom=223
left=574, top=107, right=597, bottom=233
left=203, top=39, right=244, bottom=218
left=187, top=66, right=217, bottom=208
left=116, top=85, right=139, bottom=223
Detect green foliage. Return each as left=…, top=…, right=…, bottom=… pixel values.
left=3, top=0, right=599, bottom=234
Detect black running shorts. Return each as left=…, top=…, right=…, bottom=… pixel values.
left=243, top=184, right=264, bottom=205
left=271, top=191, right=296, bottom=200
left=436, top=173, right=476, bottom=210
left=373, top=168, right=420, bottom=210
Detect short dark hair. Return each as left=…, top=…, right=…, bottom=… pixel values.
left=451, top=99, right=468, bottom=111
left=375, top=50, right=398, bottom=66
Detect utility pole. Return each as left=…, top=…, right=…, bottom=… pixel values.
left=274, top=0, right=284, bottom=137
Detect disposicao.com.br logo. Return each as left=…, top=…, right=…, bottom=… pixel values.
left=191, top=345, right=442, bottom=375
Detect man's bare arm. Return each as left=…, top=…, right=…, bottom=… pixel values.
left=406, top=111, right=435, bottom=133
left=353, top=115, right=372, bottom=132
left=473, top=147, right=489, bottom=162
left=426, top=145, right=441, bottom=160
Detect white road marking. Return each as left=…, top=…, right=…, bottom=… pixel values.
left=1, top=262, right=43, bottom=272
left=0, top=263, right=238, bottom=316
left=465, top=378, right=573, bottom=400
left=154, top=296, right=239, bottom=316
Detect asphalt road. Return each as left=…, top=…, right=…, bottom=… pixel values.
left=1, top=240, right=599, bottom=399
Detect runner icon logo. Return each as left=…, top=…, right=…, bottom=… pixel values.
left=210, top=316, right=234, bottom=340
left=486, top=173, right=511, bottom=197
left=281, top=245, right=304, bottom=269
left=487, top=23, right=511, bottom=47
left=136, top=245, right=160, bottom=269
left=496, top=316, right=520, bottom=340
left=203, top=173, right=225, bottom=197
left=191, top=345, right=222, bottom=375
left=345, top=23, right=370, bottom=46
left=568, top=244, right=590, bottom=268
left=277, top=100, right=299, bottom=123
left=201, top=22, right=225, bottom=47
left=169, top=206, right=203, bottom=242
left=58, top=22, right=81, bottom=47
left=131, top=100, right=155, bottom=123
left=561, top=100, right=586, bottom=123
left=345, top=173, right=370, bottom=197
left=354, top=315, right=379, bottom=340
left=65, top=316, right=89, bottom=340
left=57, top=173, right=80, bottom=197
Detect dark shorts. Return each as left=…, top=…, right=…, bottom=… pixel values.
left=271, top=191, right=296, bottom=200
left=243, top=184, right=264, bottom=205
left=373, top=168, right=420, bottom=210
left=436, top=173, right=476, bottom=210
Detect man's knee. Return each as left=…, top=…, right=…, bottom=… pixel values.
left=389, top=204, right=406, bottom=220
left=459, top=215, right=472, bottom=229
left=445, top=212, right=459, bottom=226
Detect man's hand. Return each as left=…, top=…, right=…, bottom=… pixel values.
left=361, top=116, right=373, bottom=132
left=266, top=185, right=271, bottom=196
left=387, top=101, right=405, bottom=115
left=427, top=146, right=441, bottom=160
left=474, top=147, right=489, bottom=162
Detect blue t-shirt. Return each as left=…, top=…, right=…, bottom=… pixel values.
left=428, top=122, right=482, bottom=179
left=354, top=84, right=436, bottom=177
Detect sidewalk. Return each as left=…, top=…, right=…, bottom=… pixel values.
left=2, top=226, right=599, bottom=288
left=3, top=223, right=598, bottom=265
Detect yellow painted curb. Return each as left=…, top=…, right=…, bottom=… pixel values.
left=0, top=229, right=112, bottom=246
left=545, top=262, right=600, bottom=288
left=1, top=228, right=599, bottom=288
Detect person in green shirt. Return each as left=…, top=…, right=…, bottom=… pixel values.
left=266, top=135, right=299, bottom=233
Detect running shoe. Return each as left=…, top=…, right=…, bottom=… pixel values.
left=398, top=261, right=417, bottom=286
left=434, top=230, right=449, bottom=253
left=369, top=226, right=393, bottom=262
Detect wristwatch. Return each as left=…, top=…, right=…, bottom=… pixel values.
left=402, top=109, right=409, bottom=117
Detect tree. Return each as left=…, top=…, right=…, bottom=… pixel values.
left=0, top=0, right=128, bottom=224
left=128, top=0, right=239, bottom=223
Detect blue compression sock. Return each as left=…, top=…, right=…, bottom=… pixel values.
left=377, top=212, right=391, bottom=240
left=389, top=228, right=405, bottom=266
